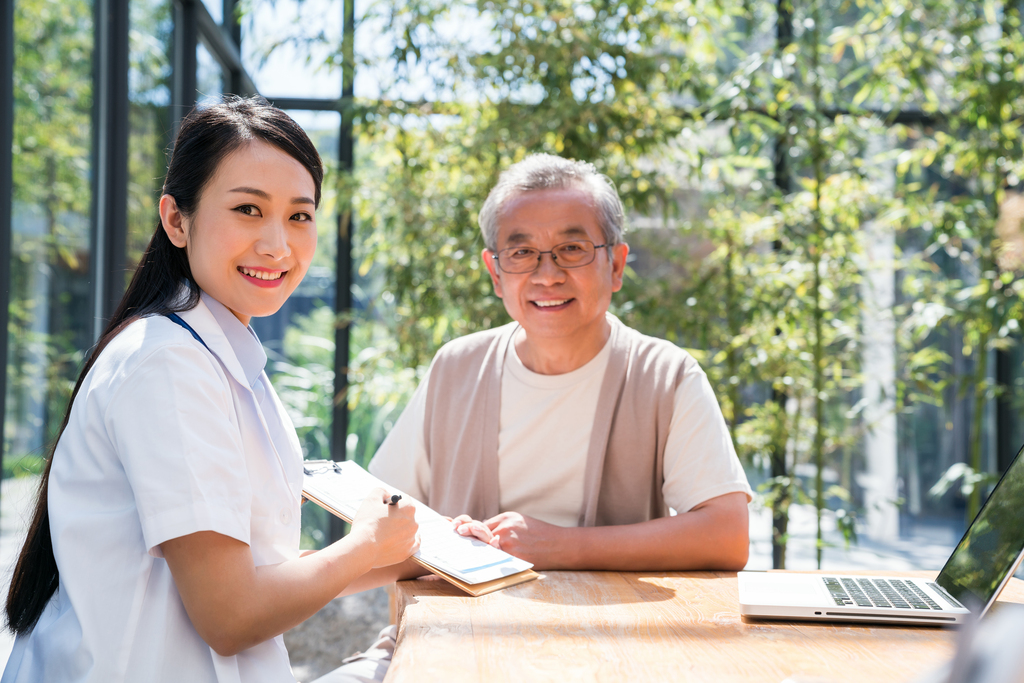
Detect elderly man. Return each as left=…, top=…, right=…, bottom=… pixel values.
left=369, top=154, right=751, bottom=571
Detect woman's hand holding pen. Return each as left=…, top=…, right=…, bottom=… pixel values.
left=350, top=487, right=420, bottom=568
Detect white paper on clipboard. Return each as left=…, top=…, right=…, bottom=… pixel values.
left=302, top=460, right=534, bottom=585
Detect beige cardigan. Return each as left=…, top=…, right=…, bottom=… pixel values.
left=422, top=316, right=697, bottom=526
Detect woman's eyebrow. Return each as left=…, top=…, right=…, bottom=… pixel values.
left=229, top=186, right=315, bottom=205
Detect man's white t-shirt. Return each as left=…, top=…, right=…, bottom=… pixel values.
left=369, top=330, right=751, bottom=525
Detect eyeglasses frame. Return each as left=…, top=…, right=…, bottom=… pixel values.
left=490, top=239, right=614, bottom=274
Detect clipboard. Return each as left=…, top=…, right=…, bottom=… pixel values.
left=302, top=460, right=540, bottom=597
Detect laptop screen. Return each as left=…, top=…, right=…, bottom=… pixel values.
left=936, top=442, right=1024, bottom=611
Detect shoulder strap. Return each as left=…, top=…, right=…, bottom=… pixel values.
left=165, top=312, right=210, bottom=350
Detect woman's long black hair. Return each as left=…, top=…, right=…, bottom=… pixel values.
left=4, top=95, right=323, bottom=634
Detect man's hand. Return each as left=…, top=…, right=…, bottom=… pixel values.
left=451, top=514, right=498, bottom=546
left=452, top=512, right=570, bottom=567
left=483, top=512, right=567, bottom=566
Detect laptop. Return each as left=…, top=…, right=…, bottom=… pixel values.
left=738, top=441, right=1024, bottom=625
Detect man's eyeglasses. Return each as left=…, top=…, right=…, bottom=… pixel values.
left=491, top=240, right=611, bottom=274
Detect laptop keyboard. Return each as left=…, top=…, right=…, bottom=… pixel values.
left=822, top=577, right=944, bottom=610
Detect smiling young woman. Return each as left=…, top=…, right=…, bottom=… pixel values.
left=159, top=140, right=319, bottom=325
left=2, top=96, right=420, bottom=683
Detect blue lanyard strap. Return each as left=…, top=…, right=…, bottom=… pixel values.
left=165, top=313, right=210, bottom=350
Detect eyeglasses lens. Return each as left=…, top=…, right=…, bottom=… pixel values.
left=497, top=241, right=596, bottom=273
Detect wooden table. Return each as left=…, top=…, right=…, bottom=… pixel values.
left=385, top=570, right=1024, bottom=683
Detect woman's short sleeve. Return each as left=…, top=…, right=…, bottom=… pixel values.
left=104, top=342, right=253, bottom=557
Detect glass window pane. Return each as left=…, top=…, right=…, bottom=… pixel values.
left=128, top=0, right=173, bottom=266
left=200, top=0, right=222, bottom=24
left=6, top=0, right=94, bottom=476
left=196, top=38, right=224, bottom=107
left=242, top=0, right=342, bottom=99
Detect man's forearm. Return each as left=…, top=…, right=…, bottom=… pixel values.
left=558, top=494, right=750, bottom=571
left=485, top=491, right=750, bottom=571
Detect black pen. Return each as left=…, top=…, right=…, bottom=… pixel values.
left=388, top=494, right=402, bottom=506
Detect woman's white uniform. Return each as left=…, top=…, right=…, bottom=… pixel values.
left=2, top=294, right=304, bottom=683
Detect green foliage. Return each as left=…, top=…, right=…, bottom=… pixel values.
left=352, top=120, right=509, bottom=368
left=11, top=0, right=93, bottom=242
left=5, top=0, right=94, bottom=460
left=835, top=0, right=1024, bottom=524
left=928, top=461, right=1001, bottom=499
left=126, top=0, right=174, bottom=265
left=271, top=307, right=336, bottom=462
left=270, top=306, right=421, bottom=468
left=2, top=454, right=46, bottom=479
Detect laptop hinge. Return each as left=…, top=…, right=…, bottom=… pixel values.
left=928, top=582, right=966, bottom=610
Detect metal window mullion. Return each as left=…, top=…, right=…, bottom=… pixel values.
left=329, top=0, right=356, bottom=543
left=223, top=0, right=242, bottom=47
left=222, top=0, right=245, bottom=95
left=90, top=0, right=131, bottom=339
left=1, top=0, right=15, bottom=471
left=266, top=98, right=347, bottom=112
left=996, top=349, right=1017, bottom=472
left=172, top=0, right=199, bottom=137
left=194, top=0, right=256, bottom=96
left=768, top=0, right=793, bottom=571
left=331, top=0, right=356, bottom=464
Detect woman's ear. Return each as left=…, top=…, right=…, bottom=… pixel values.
left=159, top=194, right=189, bottom=249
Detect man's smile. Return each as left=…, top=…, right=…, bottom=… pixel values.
left=532, top=298, right=573, bottom=308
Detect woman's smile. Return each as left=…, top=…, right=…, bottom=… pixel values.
left=238, top=265, right=288, bottom=287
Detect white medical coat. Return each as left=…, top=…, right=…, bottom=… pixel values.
left=2, top=296, right=304, bottom=683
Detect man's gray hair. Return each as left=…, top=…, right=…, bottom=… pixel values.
left=478, top=154, right=626, bottom=251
